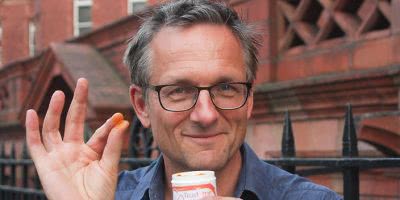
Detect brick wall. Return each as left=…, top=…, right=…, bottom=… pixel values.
left=92, top=0, right=127, bottom=28
left=38, top=0, right=73, bottom=49
left=0, top=1, right=31, bottom=64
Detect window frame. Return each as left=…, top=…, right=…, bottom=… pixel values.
left=73, top=0, right=93, bottom=36
left=127, top=0, right=147, bottom=14
left=29, top=21, right=36, bottom=56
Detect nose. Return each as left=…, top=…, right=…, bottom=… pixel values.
left=189, top=90, right=218, bottom=127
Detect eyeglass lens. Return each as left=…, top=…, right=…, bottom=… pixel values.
left=158, top=83, right=249, bottom=112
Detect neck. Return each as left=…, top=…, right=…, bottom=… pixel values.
left=214, top=150, right=242, bottom=196
left=163, top=150, right=242, bottom=199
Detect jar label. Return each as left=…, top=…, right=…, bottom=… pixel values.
left=172, top=183, right=216, bottom=200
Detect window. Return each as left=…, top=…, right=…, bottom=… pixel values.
left=128, top=0, right=147, bottom=14
left=74, top=0, right=92, bottom=36
left=29, top=22, right=36, bottom=56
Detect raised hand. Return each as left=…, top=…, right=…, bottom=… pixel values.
left=25, top=78, right=129, bottom=200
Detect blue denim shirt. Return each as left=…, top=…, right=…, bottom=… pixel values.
left=116, top=143, right=343, bottom=200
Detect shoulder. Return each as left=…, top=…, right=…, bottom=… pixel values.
left=116, top=166, right=150, bottom=191
left=115, top=161, right=159, bottom=200
left=258, top=162, right=342, bottom=200
left=282, top=181, right=343, bottom=200
left=241, top=144, right=341, bottom=200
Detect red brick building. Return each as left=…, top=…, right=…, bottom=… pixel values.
left=0, top=0, right=399, bottom=199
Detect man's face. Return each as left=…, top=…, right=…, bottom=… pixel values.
left=135, top=24, right=253, bottom=171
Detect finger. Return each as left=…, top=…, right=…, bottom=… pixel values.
left=200, top=197, right=217, bottom=200
left=86, top=113, right=124, bottom=155
left=64, top=78, right=88, bottom=143
left=99, top=120, right=129, bottom=173
left=42, top=91, right=65, bottom=151
left=25, top=109, right=47, bottom=161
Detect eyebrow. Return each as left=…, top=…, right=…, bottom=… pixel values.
left=159, top=79, right=194, bottom=86
left=160, top=76, right=238, bottom=86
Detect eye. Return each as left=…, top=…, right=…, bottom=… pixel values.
left=170, top=86, right=191, bottom=94
left=212, top=83, right=245, bottom=98
left=161, top=85, right=196, bottom=100
left=217, top=83, right=235, bottom=91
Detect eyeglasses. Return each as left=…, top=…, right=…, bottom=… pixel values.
left=147, top=82, right=252, bottom=112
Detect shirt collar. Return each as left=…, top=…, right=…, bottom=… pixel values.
left=132, top=156, right=165, bottom=200
left=235, top=143, right=270, bottom=199
left=148, top=156, right=166, bottom=200
left=139, top=143, right=266, bottom=199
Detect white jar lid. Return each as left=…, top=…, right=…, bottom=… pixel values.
left=171, top=171, right=216, bottom=186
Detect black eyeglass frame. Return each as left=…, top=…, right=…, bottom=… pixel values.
left=146, top=82, right=253, bottom=112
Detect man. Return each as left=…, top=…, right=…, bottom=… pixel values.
left=25, top=0, right=342, bottom=199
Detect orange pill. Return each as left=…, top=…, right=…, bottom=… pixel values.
left=112, top=113, right=124, bottom=125
left=116, top=120, right=129, bottom=129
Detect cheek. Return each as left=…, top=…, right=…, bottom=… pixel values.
left=233, top=118, right=248, bottom=140
left=224, top=109, right=249, bottom=141
left=150, top=111, right=189, bottom=155
left=148, top=102, right=188, bottom=139
left=224, top=107, right=249, bottom=127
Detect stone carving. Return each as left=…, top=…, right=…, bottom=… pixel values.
left=278, top=0, right=391, bottom=51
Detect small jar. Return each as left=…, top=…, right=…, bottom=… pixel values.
left=171, top=171, right=217, bottom=200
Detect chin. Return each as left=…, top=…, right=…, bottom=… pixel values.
left=185, top=150, right=229, bottom=171
left=187, top=161, right=226, bottom=171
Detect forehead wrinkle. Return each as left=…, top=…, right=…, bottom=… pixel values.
left=159, top=70, right=238, bottom=86
left=151, top=25, right=242, bottom=62
left=150, top=24, right=246, bottom=84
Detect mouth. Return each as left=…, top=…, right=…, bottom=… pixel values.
left=183, top=133, right=223, bottom=145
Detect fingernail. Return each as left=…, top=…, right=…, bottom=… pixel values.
left=77, top=78, right=88, bottom=84
left=116, top=120, right=129, bottom=129
left=111, top=113, right=124, bottom=125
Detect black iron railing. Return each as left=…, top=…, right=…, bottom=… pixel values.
left=1, top=106, right=399, bottom=200
left=0, top=143, right=45, bottom=200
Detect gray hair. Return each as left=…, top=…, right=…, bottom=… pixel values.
left=124, top=0, right=260, bottom=88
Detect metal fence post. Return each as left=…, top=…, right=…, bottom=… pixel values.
left=130, top=117, right=143, bottom=157
left=22, top=141, right=30, bottom=200
left=0, top=142, right=5, bottom=200
left=144, top=129, right=154, bottom=158
left=281, top=111, right=296, bottom=173
left=342, top=105, right=359, bottom=200
left=34, top=171, right=43, bottom=200
left=10, top=143, right=16, bottom=199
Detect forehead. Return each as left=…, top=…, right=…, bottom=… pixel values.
left=149, top=24, right=246, bottom=84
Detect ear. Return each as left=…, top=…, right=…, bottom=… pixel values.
left=130, top=85, right=151, bottom=128
left=247, top=90, right=254, bottom=119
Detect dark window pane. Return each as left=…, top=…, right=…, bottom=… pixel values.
left=78, top=6, right=91, bottom=22
left=79, top=26, right=92, bottom=35
left=131, top=2, right=146, bottom=13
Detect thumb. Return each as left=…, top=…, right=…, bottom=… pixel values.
left=99, top=120, right=129, bottom=173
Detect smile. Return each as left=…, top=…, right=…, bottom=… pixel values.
left=183, top=133, right=223, bottom=145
